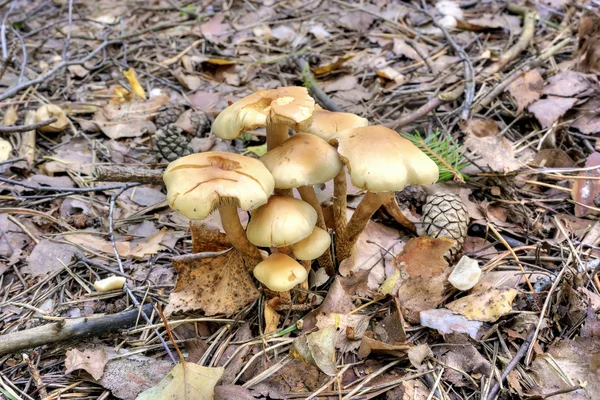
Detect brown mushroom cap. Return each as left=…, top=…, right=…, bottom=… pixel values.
left=331, top=125, right=439, bottom=192
left=35, top=104, right=69, bottom=133
left=253, top=253, right=308, bottom=292
left=246, top=195, right=317, bottom=247
left=260, top=133, right=343, bottom=189
left=305, top=109, right=368, bottom=141
left=291, top=226, right=331, bottom=260
left=163, top=152, right=274, bottom=220
left=212, top=86, right=315, bottom=140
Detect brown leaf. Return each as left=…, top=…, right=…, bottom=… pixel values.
left=572, top=152, right=600, bottom=217
left=393, top=236, right=453, bottom=278
left=290, top=326, right=337, bottom=376
left=436, top=334, right=492, bottom=388
left=173, top=68, right=202, bottom=91
left=532, top=149, right=575, bottom=168
left=338, top=267, right=371, bottom=297
left=357, top=335, right=410, bottom=359
left=528, top=96, right=578, bottom=128
left=187, top=91, right=222, bottom=114
left=190, top=221, right=231, bottom=253
left=447, top=288, right=518, bottom=322
left=543, top=70, right=591, bottom=97
left=460, top=118, right=499, bottom=138
left=165, top=250, right=260, bottom=317
left=302, top=278, right=354, bottom=330
left=65, top=348, right=108, bottom=380
left=0, top=215, right=31, bottom=258
left=397, top=274, right=446, bottom=324
left=315, top=313, right=369, bottom=351
left=264, top=302, right=280, bottom=334
left=199, top=13, right=231, bottom=43
left=464, top=134, right=520, bottom=173
left=25, top=239, right=82, bottom=276
left=338, top=10, right=375, bottom=32
left=321, top=75, right=357, bottom=93
left=506, top=70, right=544, bottom=114
left=392, top=38, right=427, bottom=60
left=572, top=97, right=600, bottom=134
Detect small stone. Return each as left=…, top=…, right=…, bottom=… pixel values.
left=449, top=256, right=481, bottom=291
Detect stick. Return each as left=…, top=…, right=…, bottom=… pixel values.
left=0, top=303, right=153, bottom=356
left=0, top=117, right=57, bottom=133
left=94, top=165, right=164, bottom=185
left=294, top=57, right=343, bottom=112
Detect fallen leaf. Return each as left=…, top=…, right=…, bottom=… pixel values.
left=407, top=344, right=432, bottom=368
left=338, top=10, right=375, bottom=32
left=25, top=239, right=82, bottom=276
left=0, top=215, right=31, bottom=258
left=374, top=301, right=406, bottom=343
left=506, top=70, right=543, bottom=114
left=137, top=362, right=223, bottom=400
left=165, top=250, right=260, bottom=317
left=264, top=302, right=279, bottom=334
left=271, top=25, right=296, bottom=46
left=572, top=152, right=600, bottom=217
left=572, top=97, right=600, bottom=134
left=308, top=24, right=331, bottom=40
left=321, top=75, right=357, bottom=93
left=312, top=54, right=354, bottom=75
left=528, top=96, right=578, bottom=128
left=125, top=186, right=166, bottom=207
left=190, top=221, right=231, bottom=253
left=43, top=137, right=94, bottom=175
left=0, top=138, right=13, bottom=162
left=420, top=309, right=484, bottom=339
left=397, top=274, right=446, bottom=323
left=436, top=334, right=492, bottom=387
left=447, top=288, right=518, bottom=322
left=448, top=255, right=481, bottom=291
left=3, top=105, right=18, bottom=125
left=316, top=313, right=369, bottom=351
left=123, top=68, right=146, bottom=100
left=66, top=233, right=130, bottom=256
left=460, top=118, right=499, bottom=138
left=199, top=13, right=231, bottom=43
left=465, top=134, right=520, bottom=173
left=376, top=67, right=406, bottom=84
left=173, top=68, right=202, bottom=91
left=129, top=228, right=166, bottom=259
left=543, top=70, right=591, bottom=97
left=383, top=380, right=429, bottom=400
left=65, top=348, right=108, bottom=380
left=393, top=38, right=427, bottom=60
left=357, top=335, right=410, bottom=359
left=394, top=237, right=453, bottom=278
left=290, top=325, right=337, bottom=376
left=302, top=278, right=354, bottom=330
left=187, top=91, right=222, bottom=113
left=215, top=385, right=256, bottom=400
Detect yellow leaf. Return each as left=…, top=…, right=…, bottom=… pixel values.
left=447, top=288, right=518, bottom=322
left=136, top=362, right=223, bottom=400
left=312, top=53, right=354, bottom=75
left=378, top=270, right=400, bottom=296
left=242, top=144, right=267, bottom=157
left=112, top=85, right=130, bottom=103
left=3, top=105, right=18, bottom=125
left=123, top=68, right=146, bottom=100
left=204, top=58, right=236, bottom=65
left=264, top=302, right=280, bottom=334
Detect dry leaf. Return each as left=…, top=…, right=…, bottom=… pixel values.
left=123, top=68, right=146, bottom=100
left=136, top=362, right=223, bottom=400
left=393, top=38, right=426, bottom=60
left=3, top=105, right=18, bottom=125
left=572, top=97, right=600, bottom=134
left=420, top=309, right=483, bottom=339
left=65, top=230, right=164, bottom=259
left=173, top=68, right=202, bottom=91
left=528, top=96, right=578, bottom=128
left=506, top=70, right=543, bottom=114
left=461, top=118, right=499, bottom=138
left=65, top=348, right=108, bottom=380
left=376, top=67, right=406, bottom=84
left=0, top=215, right=31, bottom=258
left=321, top=75, right=357, bottom=93
left=129, top=228, right=166, bottom=259
left=465, top=134, right=520, bottom=173
left=394, top=236, right=453, bottom=278
left=357, top=335, right=410, bottom=359
left=397, top=274, right=446, bottom=324
left=25, top=239, right=82, bottom=276
left=302, top=278, right=354, bottom=330
left=543, top=70, right=591, bottom=97
left=165, top=250, right=259, bottom=317
left=290, top=325, right=337, bottom=376
left=437, top=335, right=492, bottom=387
left=447, top=288, right=518, bottom=322
left=316, top=313, right=369, bottom=351
left=312, top=53, right=354, bottom=75
left=0, top=138, right=13, bottom=162
left=199, top=13, right=231, bottom=44
left=572, top=152, right=600, bottom=217
left=264, top=302, right=279, bottom=334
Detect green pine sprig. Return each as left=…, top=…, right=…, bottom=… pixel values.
left=401, top=130, right=469, bottom=183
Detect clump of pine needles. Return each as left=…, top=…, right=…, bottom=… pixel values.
left=402, top=130, right=469, bottom=183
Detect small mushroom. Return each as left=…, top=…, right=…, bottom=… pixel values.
left=163, top=152, right=274, bottom=269
left=211, top=86, right=315, bottom=150
left=35, top=104, right=69, bottom=133
left=448, top=256, right=481, bottom=291
left=253, top=253, right=308, bottom=292
left=291, top=226, right=331, bottom=261
left=94, top=276, right=126, bottom=292
left=330, top=126, right=439, bottom=261
left=246, top=195, right=317, bottom=248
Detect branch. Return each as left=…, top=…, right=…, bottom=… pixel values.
left=94, top=165, right=164, bottom=185
left=294, top=57, right=343, bottom=112
left=0, top=117, right=57, bottom=133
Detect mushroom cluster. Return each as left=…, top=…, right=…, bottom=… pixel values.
left=163, top=86, right=439, bottom=299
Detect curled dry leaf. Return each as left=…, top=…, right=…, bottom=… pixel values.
left=165, top=250, right=259, bottom=317
left=506, top=70, right=543, bottom=114
left=397, top=274, right=447, bottom=324
left=302, top=278, right=354, bottom=330
left=315, top=313, right=370, bottom=352
left=448, top=255, right=481, bottom=291
left=446, top=288, right=518, bottom=322
left=65, top=348, right=108, bottom=381
left=136, top=362, right=223, bottom=400
left=0, top=138, right=13, bottom=162
left=264, top=302, right=280, bottom=334
left=357, top=335, right=411, bottom=359
left=460, top=117, right=499, bottom=138
left=528, top=96, right=578, bottom=128
left=571, top=152, right=600, bottom=218
left=290, top=325, right=337, bottom=376
left=393, top=236, right=453, bottom=279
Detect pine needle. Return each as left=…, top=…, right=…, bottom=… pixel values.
left=402, top=130, right=469, bottom=183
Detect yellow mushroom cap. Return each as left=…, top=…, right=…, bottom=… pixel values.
left=260, top=133, right=342, bottom=189
left=331, top=125, right=439, bottom=192
left=212, top=86, right=315, bottom=140
left=253, top=253, right=308, bottom=292
left=35, top=104, right=69, bottom=133
left=291, top=226, right=331, bottom=260
left=163, top=152, right=274, bottom=220
left=246, top=196, right=317, bottom=247
left=305, top=109, right=368, bottom=141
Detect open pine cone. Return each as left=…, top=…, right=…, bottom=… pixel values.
left=420, top=193, right=469, bottom=258
left=155, top=103, right=185, bottom=129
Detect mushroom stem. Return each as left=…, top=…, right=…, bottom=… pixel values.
left=219, top=204, right=263, bottom=270
left=337, top=191, right=392, bottom=262
left=297, top=186, right=335, bottom=276
left=297, top=260, right=311, bottom=303
left=333, top=168, right=347, bottom=255
left=266, top=116, right=289, bottom=151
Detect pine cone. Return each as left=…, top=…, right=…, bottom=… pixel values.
left=189, top=110, right=212, bottom=137
left=420, top=193, right=469, bottom=258
left=155, top=103, right=185, bottom=129
left=396, top=186, right=428, bottom=210
left=155, top=124, right=192, bottom=162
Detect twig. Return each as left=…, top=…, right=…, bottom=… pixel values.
left=0, top=176, right=137, bottom=192
left=94, top=165, right=164, bottom=185
left=488, top=223, right=534, bottom=291
left=486, top=329, right=535, bottom=400
left=0, top=117, right=57, bottom=133
left=0, top=303, right=153, bottom=356
left=0, top=38, right=17, bottom=82
left=294, top=57, right=343, bottom=112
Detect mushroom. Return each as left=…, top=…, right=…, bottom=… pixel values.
left=260, top=133, right=340, bottom=273
left=246, top=195, right=317, bottom=248
left=163, top=152, right=274, bottom=269
left=448, top=256, right=481, bottom=291
left=291, top=226, right=331, bottom=261
left=253, top=253, right=308, bottom=292
left=35, top=104, right=69, bottom=133
left=330, top=126, right=439, bottom=261
left=211, top=86, right=315, bottom=150
left=94, top=276, right=126, bottom=292
left=304, top=110, right=368, bottom=243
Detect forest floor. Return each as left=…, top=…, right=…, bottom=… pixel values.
left=0, top=0, right=600, bottom=399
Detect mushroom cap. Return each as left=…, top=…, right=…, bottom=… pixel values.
left=260, top=133, right=343, bottom=189
left=35, top=104, right=69, bottom=133
left=306, top=109, right=368, bottom=141
left=163, top=152, right=274, bottom=220
left=253, top=253, right=307, bottom=292
left=246, top=196, right=317, bottom=247
left=212, top=86, right=315, bottom=140
left=291, top=226, right=331, bottom=260
left=331, top=126, right=439, bottom=192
